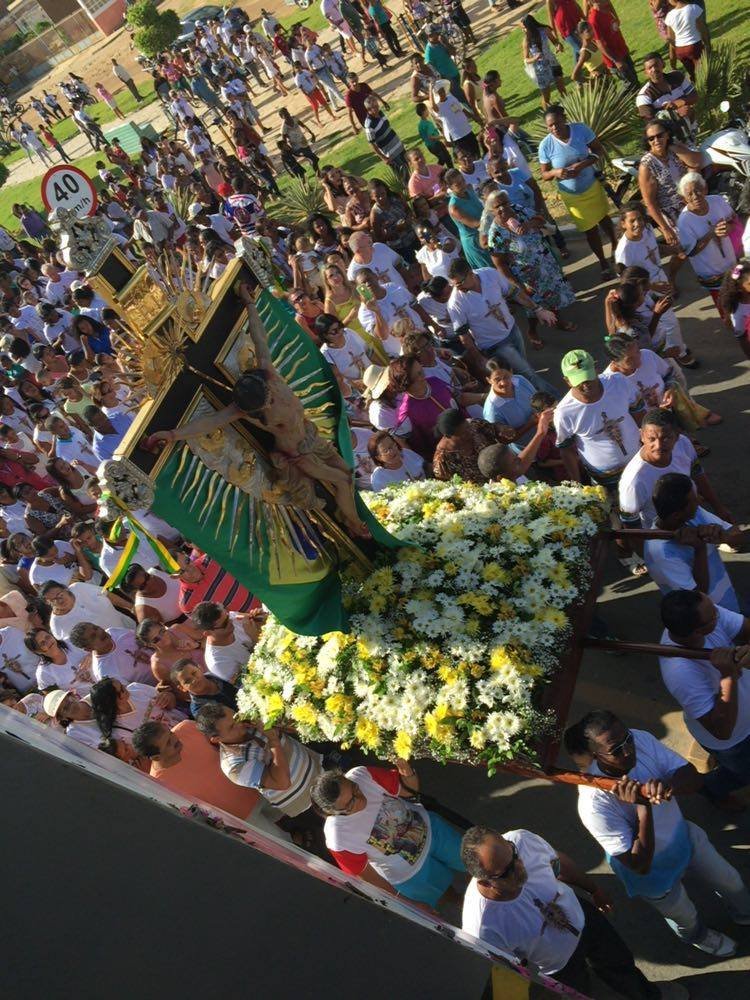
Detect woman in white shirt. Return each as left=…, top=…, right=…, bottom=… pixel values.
left=362, top=364, right=412, bottom=434
left=27, top=627, right=93, bottom=693
left=367, top=431, right=425, bottom=492
left=89, top=676, right=182, bottom=750
left=415, top=223, right=461, bottom=281
left=602, top=335, right=720, bottom=433
left=315, top=314, right=370, bottom=396
left=665, top=0, right=710, bottom=80
left=677, top=172, right=737, bottom=310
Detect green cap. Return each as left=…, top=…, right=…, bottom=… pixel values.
left=561, top=349, right=597, bottom=387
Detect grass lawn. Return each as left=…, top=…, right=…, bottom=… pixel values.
left=0, top=85, right=158, bottom=172
left=0, top=0, right=746, bottom=233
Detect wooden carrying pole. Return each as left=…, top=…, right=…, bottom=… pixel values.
left=585, top=637, right=729, bottom=661
left=501, top=761, right=655, bottom=805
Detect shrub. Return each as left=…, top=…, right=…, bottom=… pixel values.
left=125, top=0, right=160, bottom=29
left=133, top=9, right=180, bottom=57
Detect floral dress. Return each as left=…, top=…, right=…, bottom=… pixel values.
left=640, top=151, right=687, bottom=226
left=487, top=207, right=576, bottom=313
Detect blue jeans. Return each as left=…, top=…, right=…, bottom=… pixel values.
left=563, top=32, right=582, bottom=59
left=394, top=812, right=465, bottom=906
left=489, top=323, right=559, bottom=397
left=702, top=729, right=750, bottom=800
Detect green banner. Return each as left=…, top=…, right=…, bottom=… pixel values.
left=150, top=290, right=399, bottom=636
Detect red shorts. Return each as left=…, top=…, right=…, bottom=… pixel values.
left=306, top=88, right=328, bottom=111
left=675, top=42, right=704, bottom=65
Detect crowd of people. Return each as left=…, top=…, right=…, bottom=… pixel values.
left=0, top=0, right=749, bottom=994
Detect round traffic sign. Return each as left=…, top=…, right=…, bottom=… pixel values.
left=40, top=165, right=98, bottom=218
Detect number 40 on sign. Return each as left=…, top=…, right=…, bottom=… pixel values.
left=41, top=165, right=98, bottom=218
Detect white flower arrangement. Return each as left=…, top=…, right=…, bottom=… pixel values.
left=238, top=479, right=608, bottom=770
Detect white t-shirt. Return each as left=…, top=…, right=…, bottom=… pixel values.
left=321, top=329, right=369, bottom=381
left=347, top=244, right=405, bottom=289
left=665, top=4, right=704, bottom=45
left=134, top=570, right=182, bottom=623
left=358, top=284, right=425, bottom=356
left=92, top=627, right=154, bottom=685
left=43, top=310, right=78, bottom=352
left=367, top=398, right=411, bottom=434
left=370, top=450, right=424, bottom=491
left=618, top=435, right=698, bottom=527
left=324, top=766, right=432, bottom=885
left=53, top=428, right=97, bottom=468
left=36, top=648, right=93, bottom=693
left=416, top=291, right=453, bottom=336
left=208, top=212, right=236, bottom=246
left=462, top=830, right=584, bottom=974
left=416, top=242, right=461, bottom=280
left=447, top=268, right=515, bottom=351
left=434, top=95, right=472, bottom=142
left=602, top=349, right=671, bottom=411
left=12, top=304, right=45, bottom=338
left=50, top=581, right=131, bottom=639
left=577, top=730, right=686, bottom=859
left=100, top=538, right=159, bottom=578
left=0, top=626, right=39, bottom=693
left=29, top=541, right=76, bottom=589
left=660, top=606, right=750, bottom=750
left=553, top=374, right=641, bottom=475
left=205, top=613, right=256, bottom=683
left=677, top=196, right=736, bottom=281
left=614, top=228, right=668, bottom=285
left=459, top=161, right=490, bottom=193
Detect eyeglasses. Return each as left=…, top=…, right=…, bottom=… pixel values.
left=646, top=132, right=668, bottom=143
left=485, top=841, right=518, bottom=882
left=599, top=730, right=633, bottom=758
left=337, top=787, right=359, bottom=814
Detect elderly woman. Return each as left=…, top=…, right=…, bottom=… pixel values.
left=389, top=355, right=457, bottom=459
left=486, top=190, right=576, bottom=348
left=432, top=409, right=514, bottom=482
left=367, top=431, right=425, bottom=491
left=638, top=121, right=703, bottom=289
left=676, top=171, right=738, bottom=310
left=445, top=168, right=492, bottom=269
left=538, top=104, right=616, bottom=278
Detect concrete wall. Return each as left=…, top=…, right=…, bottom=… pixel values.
left=0, top=11, right=97, bottom=89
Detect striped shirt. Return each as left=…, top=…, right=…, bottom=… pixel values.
left=364, top=113, right=404, bottom=161
left=178, top=552, right=256, bottom=615
left=219, top=731, right=322, bottom=816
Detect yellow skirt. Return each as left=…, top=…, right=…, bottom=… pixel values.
left=560, top=180, right=610, bottom=232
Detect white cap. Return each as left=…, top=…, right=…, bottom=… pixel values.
left=187, top=202, right=203, bottom=219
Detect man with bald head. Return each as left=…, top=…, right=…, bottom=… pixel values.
left=460, top=825, right=678, bottom=998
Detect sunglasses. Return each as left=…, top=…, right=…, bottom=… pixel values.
left=599, top=730, right=634, bottom=758
left=486, top=841, right=518, bottom=882
left=646, top=132, right=668, bottom=142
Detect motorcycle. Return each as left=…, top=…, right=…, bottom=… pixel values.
left=701, top=99, right=750, bottom=214
left=610, top=101, right=750, bottom=212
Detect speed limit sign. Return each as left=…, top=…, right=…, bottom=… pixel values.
left=41, top=165, right=98, bottom=218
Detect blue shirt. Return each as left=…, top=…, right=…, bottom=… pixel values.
left=498, top=168, right=535, bottom=213
left=91, top=411, right=133, bottom=463
left=644, top=507, right=739, bottom=613
left=538, top=122, right=597, bottom=194
left=482, top=375, right=536, bottom=429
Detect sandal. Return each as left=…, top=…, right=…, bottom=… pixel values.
left=693, top=441, right=711, bottom=458
left=676, top=350, right=699, bottom=369
left=528, top=337, right=544, bottom=350
left=556, top=319, right=578, bottom=332
left=559, top=247, right=571, bottom=260
left=600, top=266, right=615, bottom=280
left=704, top=412, right=723, bottom=426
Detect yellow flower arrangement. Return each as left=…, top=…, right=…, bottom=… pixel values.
left=238, top=479, right=607, bottom=769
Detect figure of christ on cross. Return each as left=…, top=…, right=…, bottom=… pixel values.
left=598, top=410, right=626, bottom=455
left=143, top=282, right=371, bottom=539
